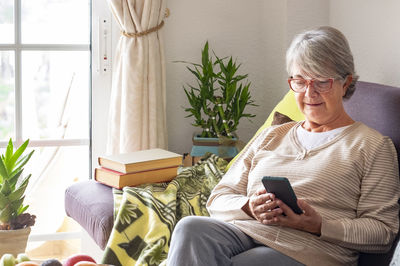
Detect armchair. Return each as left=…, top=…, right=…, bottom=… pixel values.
left=65, top=81, right=400, bottom=265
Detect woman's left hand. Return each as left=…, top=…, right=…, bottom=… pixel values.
left=263, top=199, right=322, bottom=235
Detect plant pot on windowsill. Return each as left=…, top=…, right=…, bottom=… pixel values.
left=190, top=133, right=239, bottom=161
left=0, top=226, right=31, bottom=257
left=0, top=139, right=36, bottom=257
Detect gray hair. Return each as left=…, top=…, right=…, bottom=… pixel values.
left=286, top=26, right=359, bottom=99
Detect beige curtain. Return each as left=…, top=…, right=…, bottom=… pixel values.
left=106, top=0, right=168, bottom=154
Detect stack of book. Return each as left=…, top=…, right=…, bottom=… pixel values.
left=94, top=148, right=183, bottom=189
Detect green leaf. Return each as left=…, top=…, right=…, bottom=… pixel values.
left=8, top=182, right=28, bottom=202
left=0, top=159, right=8, bottom=183
left=19, top=174, right=31, bottom=188
left=10, top=197, right=24, bottom=215
left=201, top=41, right=210, bottom=68
left=7, top=169, right=23, bottom=189
left=4, top=139, right=13, bottom=169
left=18, top=204, right=29, bottom=215
left=0, top=192, right=8, bottom=209
left=8, top=139, right=30, bottom=172
left=186, top=66, right=201, bottom=80
left=10, top=150, right=34, bottom=178
left=0, top=205, right=12, bottom=223
left=0, top=179, right=12, bottom=196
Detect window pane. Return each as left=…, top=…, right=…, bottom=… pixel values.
left=0, top=51, right=15, bottom=140
left=22, top=51, right=89, bottom=140
left=21, top=0, right=90, bottom=44
left=23, top=146, right=89, bottom=238
left=0, top=0, right=14, bottom=43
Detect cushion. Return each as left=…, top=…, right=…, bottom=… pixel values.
left=272, top=111, right=294, bottom=126
left=227, top=90, right=304, bottom=168
left=65, top=180, right=114, bottom=250
left=260, top=90, right=304, bottom=132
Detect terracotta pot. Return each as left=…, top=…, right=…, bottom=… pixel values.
left=0, top=227, right=31, bottom=257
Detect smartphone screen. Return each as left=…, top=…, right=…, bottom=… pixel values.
left=261, top=176, right=303, bottom=215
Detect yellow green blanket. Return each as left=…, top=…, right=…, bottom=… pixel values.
left=101, top=154, right=227, bottom=266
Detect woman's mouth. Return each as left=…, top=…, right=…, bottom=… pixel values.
left=305, top=103, right=323, bottom=107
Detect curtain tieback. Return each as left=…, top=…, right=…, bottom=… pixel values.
left=121, top=20, right=165, bottom=38
left=121, top=8, right=170, bottom=38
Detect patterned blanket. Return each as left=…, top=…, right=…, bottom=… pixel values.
left=101, top=154, right=227, bottom=266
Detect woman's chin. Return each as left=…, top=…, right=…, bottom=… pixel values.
left=304, top=112, right=326, bottom=123
left=304, top=116, right=329, bottom=127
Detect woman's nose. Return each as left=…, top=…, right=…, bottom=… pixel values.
left=304, top=82, right=318, bottom=97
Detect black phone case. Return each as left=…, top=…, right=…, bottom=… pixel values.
left=261, top=176, right=303, bottom=215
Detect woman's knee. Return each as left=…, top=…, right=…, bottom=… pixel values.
left=173, top=216, right=211, bottom=237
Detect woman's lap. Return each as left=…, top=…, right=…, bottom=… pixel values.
left=232, top=245, right=304, bottom=266
left=167, top=216, right=303, bottom=266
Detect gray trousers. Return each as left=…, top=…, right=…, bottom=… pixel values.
left=167, top=216, right=304, bottom=266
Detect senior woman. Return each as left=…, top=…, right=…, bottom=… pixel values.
left=167, top=26, right=400, bottom=266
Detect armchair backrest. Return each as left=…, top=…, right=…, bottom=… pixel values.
left=347, top=81, right=400, bottom=266
left=344, top=81, right=400, bottom=172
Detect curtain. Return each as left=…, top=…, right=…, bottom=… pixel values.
left=106, top=0, right=168, bottom=154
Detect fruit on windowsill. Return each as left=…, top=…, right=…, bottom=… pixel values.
left=0, top=254, right=15, bottom=266
left=41, top=259, right=62, bottom=266
left=63, top=254, right=96, bottom=266
left=73, top=262, right=97, bottom=266
left=15, top=254, right=29, bottom=264
left=15, top=262, right=39, bottom=266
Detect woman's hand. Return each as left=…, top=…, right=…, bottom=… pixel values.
left=265, top=199, right=322, bottom=235
left=242, top=188, right=322, bottom=235
left=242, top=188, right=283, bottom=222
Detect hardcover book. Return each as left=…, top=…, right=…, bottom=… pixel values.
left=98, top=148, right=182, bottom=173
left=94, top=165, right=179, bottom=189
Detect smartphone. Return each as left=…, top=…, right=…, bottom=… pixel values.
left=261, top=176, right=303, bottom=215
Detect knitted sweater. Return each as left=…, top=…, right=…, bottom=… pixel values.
left=207, top=121, right=400, bottom=266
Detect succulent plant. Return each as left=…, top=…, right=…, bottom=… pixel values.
left=0, top=139, right=35, bottom=230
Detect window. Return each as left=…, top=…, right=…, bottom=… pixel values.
left=0, top=0, right=91, bottom=257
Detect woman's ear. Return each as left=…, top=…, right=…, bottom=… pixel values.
left=342, top=75, right=353, bottom=96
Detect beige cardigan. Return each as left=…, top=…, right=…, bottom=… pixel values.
left=207, top=122, right=400, bottom=266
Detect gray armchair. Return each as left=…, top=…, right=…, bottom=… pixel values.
left=65, top=81, right=400, bottom=265
left=344, top=81, right=400, bottom=266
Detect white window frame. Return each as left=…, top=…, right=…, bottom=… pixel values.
left=0, top=0, right=91, bottom=150
left=0, top=0, right=92, bottom=241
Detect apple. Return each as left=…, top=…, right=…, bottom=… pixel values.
left=73, top=262, right=97, bottom=266
left=0, top=254, right=15, bottom=266
left=15, top=254, right=30, bottom=264
left=15, top=262, right=39, bottom=266
left=63, top=254, right=96, bottom=266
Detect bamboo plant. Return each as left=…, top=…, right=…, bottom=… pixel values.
left=0, top=139, right=35, bottom=230
left=181, top=42, right=256, bottom=138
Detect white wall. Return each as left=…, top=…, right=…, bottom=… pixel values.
left=285, top=0, right=329, bottom=46
left=93, top=0, right=400, bottom=160
left=164, top=0, right=330, bottom=154
left=164, top=0, right=286, bottom=154
left=329, top=0, right=400, bottom=87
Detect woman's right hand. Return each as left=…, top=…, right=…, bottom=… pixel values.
left=242, top=188, right=283, bottom=223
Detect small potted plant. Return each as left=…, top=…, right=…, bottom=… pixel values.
left=180, top=42, right=257, bottom=160
left=0, top=139, right=35, bottom=257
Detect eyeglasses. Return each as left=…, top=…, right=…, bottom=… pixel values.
left=288, top=77, right=335, bottom=93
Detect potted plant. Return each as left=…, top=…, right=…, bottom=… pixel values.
left=180, top=42, right=257, bottom=160
left=0, top=139, right=35, bottom=257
